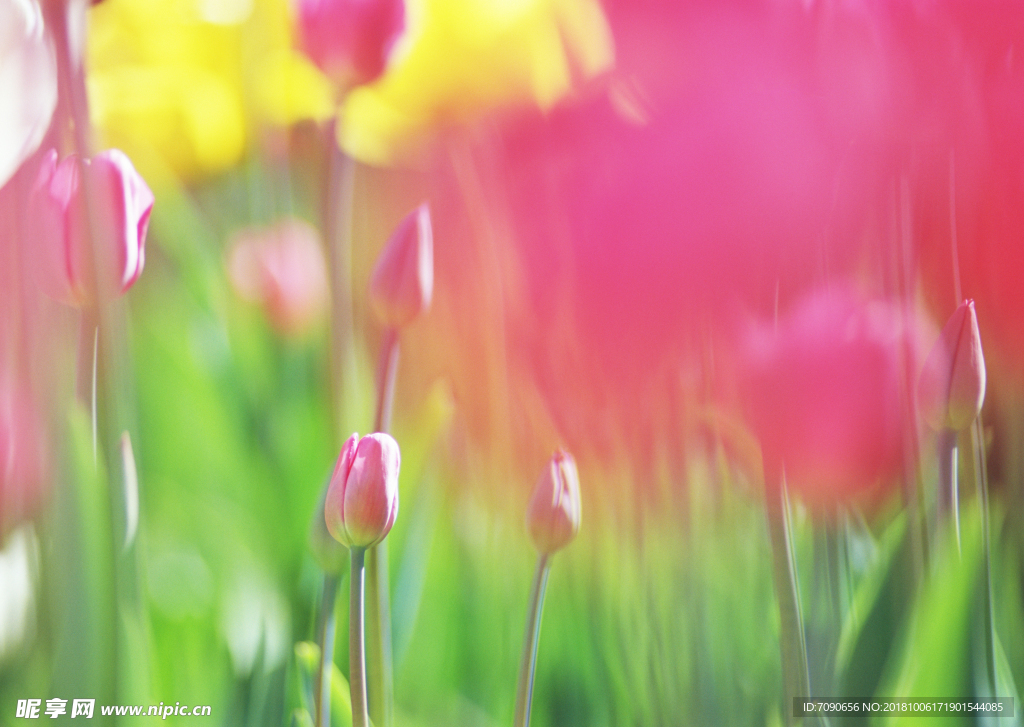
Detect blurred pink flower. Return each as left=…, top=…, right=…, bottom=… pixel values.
left=369, top=203, right=433, bottom=329
left=492, top=3, right=887, bottom=463
left=0, top=382, right=47, bottom=536
left=30, top=149, right=153, bottom=308
left=324, top=432, right=400, bottom=549
left=227, top=218, right=329, bottom=336
left=295, top=0, right=405, bottom=90
left=0, top=0, right=56, bottom=189
left=741, top=288, right=923, bottom=508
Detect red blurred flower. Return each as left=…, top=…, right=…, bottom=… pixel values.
left=30, top=149, right=153, bottom=308
left=227, top=218, right=329, bottom=336
left=492, top=3, right=890, bottom=463
left=295, top=0, right=405, bottom=90
left=874, top=0, right=1024, bottom=389
left=741, top=288, right=922, bottom=508
left=324, top=432, right=400, bottom=549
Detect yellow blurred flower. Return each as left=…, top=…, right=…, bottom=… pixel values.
left=87, top=0, right=334, bottom=184
left=339, top=0, right=614, bottom=166
left=86, top=0, right=612, bottom=179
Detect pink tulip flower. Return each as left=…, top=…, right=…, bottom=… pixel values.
left=295, top=0, right=405, bottom=90
left=31, top=149, right=153, bottom=308
left=324, top=433, right=400, bottom=549
left=227, top=218, right=329, bottom=336
left=742, top=289, right=923, bottom=508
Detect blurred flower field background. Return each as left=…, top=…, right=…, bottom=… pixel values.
left=3, top=0, right=1024, bottom=725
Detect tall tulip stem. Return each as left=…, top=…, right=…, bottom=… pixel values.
left=48, top=0, right=123, bottom=705
left=315, top=573, right=340, bottom=727
left=76, top=310, right=99, bottom=460
left=349, top=547, right=370, bottom=727
left=366, top=328, right=399, bottom=727
left=374, top=328, right=400, bottom=434
left=325, top=121, right=357, bottom=443
left=513, top=554, right=551, bottom=727
left=969, top=420, right=997, bottom=693
left=936, top=429, right=961, bottom=554
left=765, top=477, right=810, bottom=726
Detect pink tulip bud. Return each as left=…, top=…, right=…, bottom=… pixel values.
left=227, top=218, right=329, bottom=336
left=324, top=433, right=400, bottom=549
left=295, top=0, right=405, bottom=90
left=526, top=450, right=581, bottom=556
left=31, top=149, right=153, bottom=307
left=369, top=203, right=433, bottom=329
left=917, top=300, right=986, bottom=432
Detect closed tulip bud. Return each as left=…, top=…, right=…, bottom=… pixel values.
left=324, top=433, right=400, bottom=549
left=31, top=148, right=153, bottom=307
left=369, top=203, right=433, bottom=329
left=526, top=450, right=581, bottom=555
left=918, top=300, right=986, bottom=432
left=295, top=0, right=405, bottom=90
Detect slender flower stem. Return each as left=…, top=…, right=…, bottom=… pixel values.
left=325, top=121, right=358, bottom=442
left=320, top=116, right=358, bottom=727
left=76, top=310, right=99, bottom=460
left=936, top=429, right=960, bottom=555
left=513, top=554, right=551, bottom=727
left=373, top=329, right=400, bottom=434
left=970, top=419, right=997, bottom=692
left=315, top=573, right=340, bottom=727
left=47, top=0, right=121, bottom=706
left=366, top=328, right=399, bottom=727
left=349, top=547, right=370, bottom=727
left=765, top=475, right=810, bottom=727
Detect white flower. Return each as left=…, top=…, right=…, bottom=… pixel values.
left=0, top=0, right=56, bottom=189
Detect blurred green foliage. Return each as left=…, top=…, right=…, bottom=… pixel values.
left=2, top=157, right=1024, bottom=727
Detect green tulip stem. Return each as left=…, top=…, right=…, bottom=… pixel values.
left=366, top=328, right=399, bottom=727
left=374, top=328, right=400, bottom=434
left=513, top=554, right=551, bottom=727
left=969, top=420, right=997, bottom=693
left=315, top=573, right=340, bottom=727
left=77, top=310, right=99, bottom=460
left=350, top=547, right=370, bottom=727
left=325, top=120, right=358, bottom=444
left=937, top=428, right=961, bottom=555
left=48, top=0, right=123, bottom=705
left=765, top=476, right=810, bottom=726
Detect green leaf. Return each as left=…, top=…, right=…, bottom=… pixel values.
left=287, top=641, right=353, bottom=727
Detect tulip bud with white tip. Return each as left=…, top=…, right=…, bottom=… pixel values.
left=526, top=450, right=581, bottom=556
left=918, top=299, right=986, bottom=432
